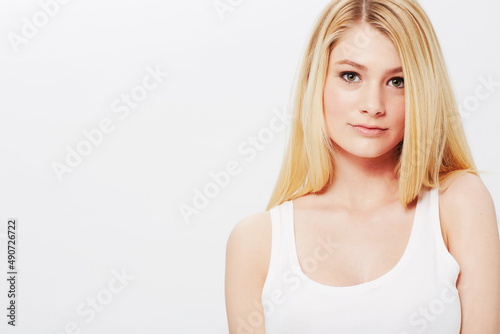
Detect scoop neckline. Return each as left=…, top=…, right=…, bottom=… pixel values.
left=288, top=189, right=424, bottom=293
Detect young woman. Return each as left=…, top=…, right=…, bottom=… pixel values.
left=225, top=0, right=500, bottom=333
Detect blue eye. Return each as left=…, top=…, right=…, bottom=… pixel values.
left=389, top=77, right=404, bottom=88
left=341, top=72, right=360, bottom=83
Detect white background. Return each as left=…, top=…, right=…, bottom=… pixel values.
left=0, top=0, right=499, bottom=333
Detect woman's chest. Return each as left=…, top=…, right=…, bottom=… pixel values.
left=292, top=202, right=417, bottom=287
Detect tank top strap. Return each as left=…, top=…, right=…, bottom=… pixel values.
left=425, top=186, right=461, bottom=273
left=264, top=200, right=295, bottom=294
left=281, top=200, right=296, bottom=261
left=270, top=200, right=295, bottom=261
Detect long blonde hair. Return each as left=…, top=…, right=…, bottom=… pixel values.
left=266, top=0, right=480, bottom=211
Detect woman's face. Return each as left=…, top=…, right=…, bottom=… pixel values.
left=323, top=23, right=405, bottom=159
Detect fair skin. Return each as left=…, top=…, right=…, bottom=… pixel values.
left=225, top=22, right=500, bottom=334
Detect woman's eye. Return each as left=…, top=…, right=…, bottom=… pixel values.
left=389, top=77, right=404, bottom=88
left=341, top=72, right=360, bottom=83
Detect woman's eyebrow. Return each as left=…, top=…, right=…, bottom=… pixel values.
left=334, top=59, right=403, bottom=75
left=386, top=66, right=403, bottom=75
left=335, top=59, right=368, bottom=71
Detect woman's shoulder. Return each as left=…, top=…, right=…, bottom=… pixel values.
left=228, top=210, right=272, bottom=241
left=226, top=210, right=272, bottom=282
left=439, top=172, right=493, bottom=207
left=439, top=171, right=497, bottom=251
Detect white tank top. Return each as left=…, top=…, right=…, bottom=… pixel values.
left=262, top=186, right=461, bottom=333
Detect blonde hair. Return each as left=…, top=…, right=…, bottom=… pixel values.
left=266, top=0, right=481, bottom=211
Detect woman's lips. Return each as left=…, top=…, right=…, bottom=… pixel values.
left=349, top=124, right=388, bottom=136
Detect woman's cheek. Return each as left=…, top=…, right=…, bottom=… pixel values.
left=391, top=104, right=406, bottom=139
left=324, top=87, right=351, bottom=118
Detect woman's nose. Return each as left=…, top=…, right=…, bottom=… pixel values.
left=360, top=84, right=385, bottom=116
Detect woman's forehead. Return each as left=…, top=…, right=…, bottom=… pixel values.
left=329, top=24, right=402, bottom=70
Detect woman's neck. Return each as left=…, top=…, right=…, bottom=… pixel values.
left=321, top=146, right=401, bottom=210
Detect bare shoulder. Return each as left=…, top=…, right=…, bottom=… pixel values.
left=439, top=172, right=495, bottom=217
left=225, top=210, right=272, bottom=282
left=439, top=171, right=499, bottom=255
